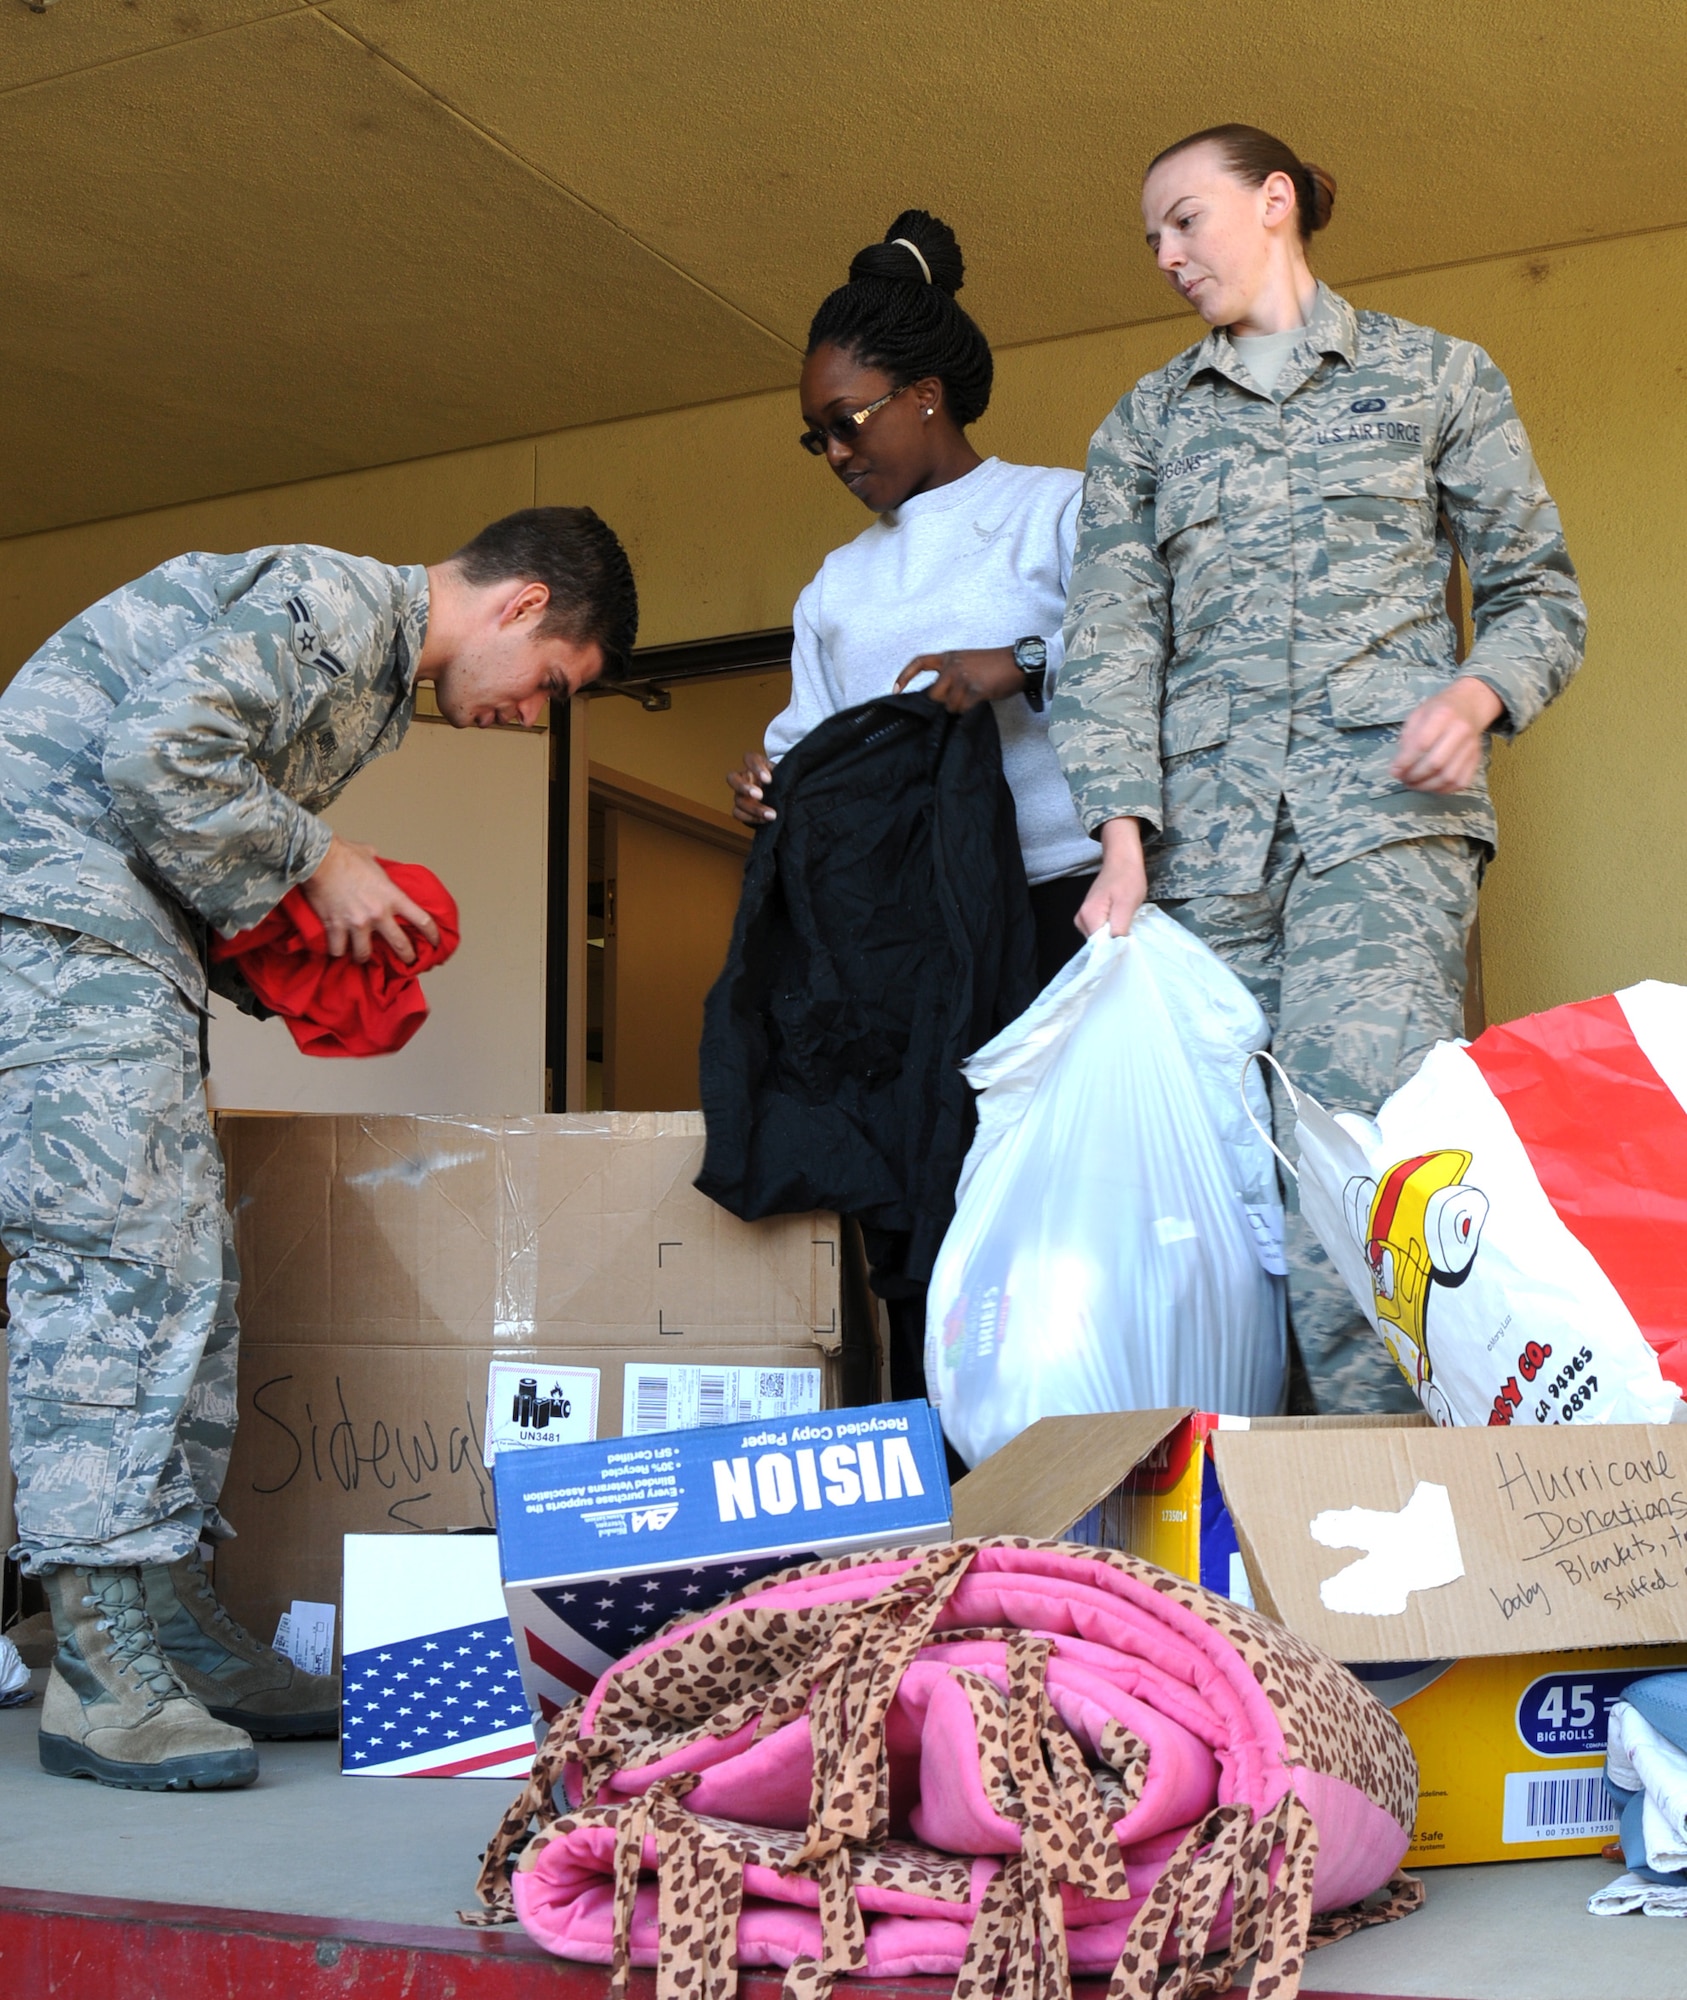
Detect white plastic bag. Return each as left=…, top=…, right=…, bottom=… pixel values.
left=926, top=909, right=1287, bottom=1467
left=1281, top=981, right=1687, bottom=1429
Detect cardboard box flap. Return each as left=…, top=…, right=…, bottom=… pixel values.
left=1246, top=1413, right=1432, bottom=1435
left=1212, top=1422, right=1687, bottom=1663
left=951, top=1411, right=1192, bottom=1541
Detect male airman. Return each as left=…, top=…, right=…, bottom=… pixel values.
left=0, top=507, right=636, bottom=1787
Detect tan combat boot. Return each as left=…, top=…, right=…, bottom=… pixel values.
left=39, top=1565, right=258, bottom=1790
left=142, top=1553, right=339, bottom=1739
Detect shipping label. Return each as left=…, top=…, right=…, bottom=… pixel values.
left=272, top=1598, right=336, bottom=1676
left=621, top=1364, right=821, bottom=1436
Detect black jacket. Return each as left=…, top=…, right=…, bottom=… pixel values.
left=696, top=694, right=1035, bottom=1293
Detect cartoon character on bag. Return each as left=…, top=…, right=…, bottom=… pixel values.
left=1344, top=1151, right=1489, bottom=1425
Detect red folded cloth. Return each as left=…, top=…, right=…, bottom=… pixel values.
left=212, top=859, right=460, bottom=1058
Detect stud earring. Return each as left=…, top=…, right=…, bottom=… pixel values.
left=923, top=408, right=933, bottom=418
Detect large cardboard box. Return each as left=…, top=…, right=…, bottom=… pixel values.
left=952, top=1411, right=1687, bottom=1866
left=215, top=1112, right=845, bottom=1645
left=495, top=1402, right=952, bottom=1723
left=1214, top=1414, right=1687, bottom=1864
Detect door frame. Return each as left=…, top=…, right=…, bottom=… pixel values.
left=597, top=780, right=750, bottom=1111
left=545, top=630, right=791, bottom=1111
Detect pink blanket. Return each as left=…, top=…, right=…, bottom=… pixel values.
left=471, top=1542, right=1421, bottom=1999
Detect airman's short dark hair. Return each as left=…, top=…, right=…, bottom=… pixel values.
left=451, top=506, right=638, bottom=681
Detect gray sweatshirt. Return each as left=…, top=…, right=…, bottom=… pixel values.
left=765, top=457, right=1101, bottom=886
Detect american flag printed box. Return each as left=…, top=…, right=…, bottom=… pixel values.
left=495, top=1402, right=951, bottom=1724
left=341, top=1533, right=536, bottom=1778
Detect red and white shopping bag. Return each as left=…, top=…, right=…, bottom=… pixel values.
left=1276, top=981, right=1687, bottom=1428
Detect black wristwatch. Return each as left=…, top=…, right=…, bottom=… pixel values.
left=1013, top=635, right=1049, bottom=711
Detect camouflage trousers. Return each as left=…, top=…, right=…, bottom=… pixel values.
left=1163, top=814, right=1483, bottom=1415
left=0, top=918, right=239, bottom=1573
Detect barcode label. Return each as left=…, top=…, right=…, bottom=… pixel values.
left=1501, top=1768, right=1617, bottom=1843
left=632, top=1374, right=671, bottom=1434
left=620, top=1365, right=822, bottom=1436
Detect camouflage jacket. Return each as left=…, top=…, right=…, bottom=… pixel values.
left=1050, top=283, right=1586, bottom=895
left=0, top=546, right=427, bottom=1007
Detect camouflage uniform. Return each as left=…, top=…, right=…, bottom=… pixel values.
left=0, top=547, right=427, bottom=1570
left=1051, top=283, right=1585, bottom=1412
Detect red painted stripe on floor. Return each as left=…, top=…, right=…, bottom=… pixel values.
left=0, top=1886, right=1434, bottom=2000
left=0, top=1887, right=568, bottom=2000
left=1468, top=994, right=1687, bottom=1377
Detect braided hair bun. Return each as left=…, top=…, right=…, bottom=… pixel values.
left=846, top=209, right=966, bottom=294
left=807, top=209, right=993, bottom=427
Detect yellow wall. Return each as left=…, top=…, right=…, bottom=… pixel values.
left=1361, top=239, right=1687, bottom=1028
left=0, top=440, right=539, bottom=667
left=3, top=228, right=1683, bottom=1024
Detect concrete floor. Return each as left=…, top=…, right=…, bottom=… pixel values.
left=0, top=1669, right=499, bottom=1932
left=1300, top=1858, right=1687, bottom=1998
left=4, top=1671, right=1687, bottom=1997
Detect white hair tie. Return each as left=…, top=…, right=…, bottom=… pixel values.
left=891, top=237, right=932, bottom=284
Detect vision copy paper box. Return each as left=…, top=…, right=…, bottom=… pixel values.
left=495, top=1401, right=951, bottom=1724
left=213, top=1112, right=845, bottom=1647
left=953, top=1411, right=1687, bottom=1866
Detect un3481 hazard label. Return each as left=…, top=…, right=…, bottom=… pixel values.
left=483, top=1362, right=599, bottom=1463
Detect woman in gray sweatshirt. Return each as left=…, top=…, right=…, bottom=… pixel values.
left=726, top=211, right=1101, bottom=1408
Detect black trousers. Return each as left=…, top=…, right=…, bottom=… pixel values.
left=883, top=870, right=1097, bottom=1411
left=1026, top=869, right=1098, bottom=992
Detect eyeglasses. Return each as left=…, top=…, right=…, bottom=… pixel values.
left=798, top=385, right=908, bottom=456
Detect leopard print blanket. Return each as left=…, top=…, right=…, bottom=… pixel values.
left=464, top=1540, right=1422, bottom=1999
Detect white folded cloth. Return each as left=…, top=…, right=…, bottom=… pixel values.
left=1608, top=1700, right=1687, bottom=1874
left=0, top=1634, right=31, bottom=1707
left=1589, top=1870, right=1687, bottom=1918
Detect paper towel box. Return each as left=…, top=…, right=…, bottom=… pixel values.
left=952, top=1410, right=1687, bottom=1865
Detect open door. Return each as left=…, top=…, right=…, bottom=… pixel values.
left=547, top=634, right=793, bottom=1112
left=593, top=767, right=750, bottom=1111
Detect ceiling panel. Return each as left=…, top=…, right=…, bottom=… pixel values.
left=0, top=6, right=795, bottom=537
left=326, top=0, right=1687, bottom=350
left=0, top=0, right=304, bottom=93
left=7, top=0, right=1686, bottom=539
